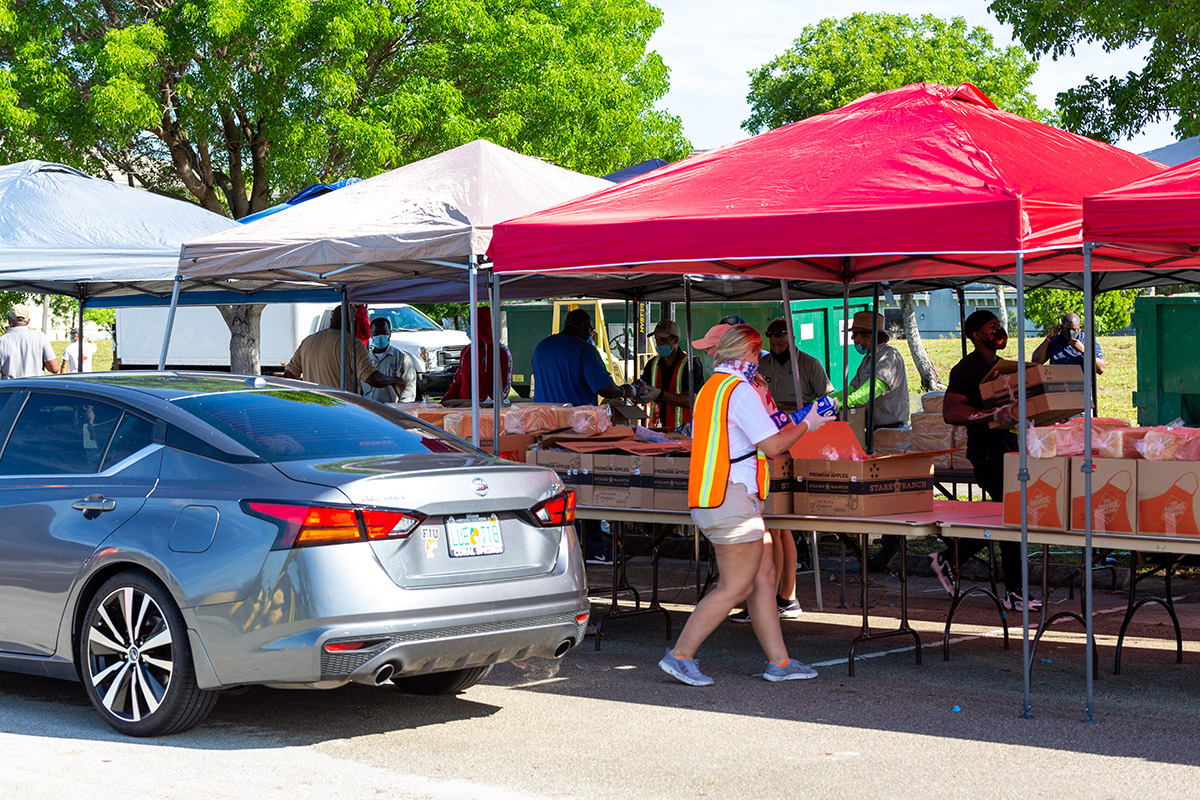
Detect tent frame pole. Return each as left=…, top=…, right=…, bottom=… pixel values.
left=1082, top=242, right=1097, bottom=723
left=157, top=274, right=183, bottom=371
left=1017, top=252, right=1032, bottom=720
left=841, top=265, right=851, bottom=422
left=865, top=282, right=879, bottom=453
left=781, top=280, right=804, bottom=412
left=684, top=276, right=695, bottom=410
left=469, top=254, right=481, bottom=448
left=490, top=267, right=502, bottom=456
left=76, top=290, right=86, bottom=372
left=956, top=284, right=968, bottom=359
left=339, top=290, right=350, bottom=391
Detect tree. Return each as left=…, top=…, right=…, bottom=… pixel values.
left=0, top=0, right=689, bottom=371
left=1024, top=288, right=1139, bottom=335
left=990, top=1, right=1199, bottom=144
left=743, top=13, right=1051, bottom=135
left=742, top=13, right=1053, bottom=390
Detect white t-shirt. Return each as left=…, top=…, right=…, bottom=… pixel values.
left=64, top=339, right=98, bottom=373
left=714, top=366, right=780, bottom=492
left=0, top=326, right=56, bottom=379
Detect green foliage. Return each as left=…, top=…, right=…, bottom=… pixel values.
left=414, top=303, right=469, bottom=330
left=743, top=13, right=1053, bottom=133
left=0, top=0, right=690, bottom=217
left=990, top=0, right=1199, bottom=143
left=1024, top=288, right=1140, bottom=334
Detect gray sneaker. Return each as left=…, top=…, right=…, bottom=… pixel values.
left=659, top=650, right=714, bottom=686
left=763, top=659, right=818, bottom=682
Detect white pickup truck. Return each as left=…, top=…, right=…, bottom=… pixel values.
left=114, top=303, right=470, bottom=393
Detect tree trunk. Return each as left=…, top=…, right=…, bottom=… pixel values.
left=993, top=284, right=1009, bottom=330
left=41, top=296, right=51, bottom=334
left=900, top=293, right=943, bottom=391
left=219, top=304, right=264, bottom=375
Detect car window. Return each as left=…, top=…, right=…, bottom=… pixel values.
left=0, top=393, right=123, bottom=475
left=371, top=306, right=441, bottom=332
left=172, top=389, right=473, bottom=462
left=100, top=412, right=156, bottom=471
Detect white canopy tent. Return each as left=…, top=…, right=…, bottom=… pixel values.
left=175, top=139, right=614, bottom=445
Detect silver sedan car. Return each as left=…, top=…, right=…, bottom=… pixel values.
left=0, top=373, right=587, bottom=736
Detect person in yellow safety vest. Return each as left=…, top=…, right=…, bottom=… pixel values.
left=658, top=324, right=830, bottom=687
left=635, top=320, right=705, bottom=429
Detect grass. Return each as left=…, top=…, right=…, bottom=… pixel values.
left=895, top=335, right=1136, bottom=422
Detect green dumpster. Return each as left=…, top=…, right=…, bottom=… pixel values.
left=1132, top=295, right=1200, bottom=425
left=789, top=298, right=873, bottom=390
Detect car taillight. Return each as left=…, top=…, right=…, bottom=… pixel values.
left=531, top=490, right=576, bottom=527
left=244, top=501, right=424, bottom=548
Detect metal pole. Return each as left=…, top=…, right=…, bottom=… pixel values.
left=841, top=271, right=851, bottom=422
left=339, top=290, right=349, bottom=392
left=956, top=285, right=968, bottom=359
left=781, top=280, right=804, bottom=411
left=623, top=299, right=631, bottom=383
left=76, top=291, right=85, bottom=372
left=865, top=282, right=879, bottom=453
left=684, top=276, right=696, bottom=410
left=1017, top=252, right=1032, bottom=719
left=469, top=255, right=481, bottom=448
left=157, top=274, right=183, bottom=371
left=490, top=268, right=502, bottom=456
left=1082, top=242, right=1097, bottom=723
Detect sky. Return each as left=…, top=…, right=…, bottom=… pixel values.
left=648, top=0, right=1178, bottom=155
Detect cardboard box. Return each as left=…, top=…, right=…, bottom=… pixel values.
left=652, top=454, right=690, bottom=512
left=762, top=457, right=794, bottom=515
left=591, top=454, right=650, bottom=508
left=1002, top=453, right=1069, bottom=531
left=981, top=362, right=1085, bottom=427
left=794, top=453, right=935, bottom=517
left=1070, top=458, right=1137, bottom=534
left=478, top=434, right=536, bottom=463
left=533, top=450, right=594, bottom=506
left=1136, top=460, right=1200, bottom=536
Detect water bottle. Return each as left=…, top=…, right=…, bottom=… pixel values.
left=789, top=395, right=839, bottom=427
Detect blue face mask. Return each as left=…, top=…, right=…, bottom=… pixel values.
left=854, top=343, right=870, bottom=355
left=370, top=335, right=390, bottom=350
left=655, top=344, right=674, bottom=359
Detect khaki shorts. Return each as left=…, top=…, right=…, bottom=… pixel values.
left=690, top=483, right=766, bottom=545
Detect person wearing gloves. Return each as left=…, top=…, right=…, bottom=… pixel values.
left=637, top=320, right=704, bottom=429
left=658, top=324, right=829, bottom=686
left=757, top=318, right=834, bottom=414
left=360, top=316, right=418, bottom=403
left=930, top=309, right=1041, bottom=612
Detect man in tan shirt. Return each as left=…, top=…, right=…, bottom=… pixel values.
left=284, top=306, right=405, bottom=395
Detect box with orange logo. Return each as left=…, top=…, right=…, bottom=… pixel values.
left=1003, top=453, right=1069, bottom=531
left=1136, top=460, right=1200, bottom=536
left=1069, top=458, right=1137, bottom=534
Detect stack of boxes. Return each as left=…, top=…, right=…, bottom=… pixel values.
left=866, top=392, right=968, bottom=471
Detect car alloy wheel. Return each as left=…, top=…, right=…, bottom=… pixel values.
left=80, top=571, right=218, bottom=736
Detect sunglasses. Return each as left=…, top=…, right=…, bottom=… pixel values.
left=766, top=330, right=787, bottom=337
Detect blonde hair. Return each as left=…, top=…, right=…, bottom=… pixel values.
left=713, top=324, right=762, bottom=365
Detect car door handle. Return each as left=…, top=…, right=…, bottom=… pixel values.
left=73, top=494, right=116, bottom=519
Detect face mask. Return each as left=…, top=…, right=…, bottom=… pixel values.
left=655, top=344, right=674, bottom=359
left=370, top=335, right=390, bottom=350
left=989, top=328, right=1009, bottom=350
left=854, top=343, right=870, bottom=355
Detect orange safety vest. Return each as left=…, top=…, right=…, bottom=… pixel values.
left=688, top=373, right=770, bottom=508
left=648, top=353, right=694, bottom=429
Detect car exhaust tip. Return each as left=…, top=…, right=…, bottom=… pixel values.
left=372, top=663, right=396, bottom=685
left=554, top=639, right=574, bottom=658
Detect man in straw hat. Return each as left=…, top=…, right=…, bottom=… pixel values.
left=0, top=304, right=59, bottom=379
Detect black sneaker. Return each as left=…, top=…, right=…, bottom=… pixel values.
left=929, top=552, right=958, bottom=596
left=1002, top=591, right=1043, bottom=612
left=729, top=608, right=752, bottom=623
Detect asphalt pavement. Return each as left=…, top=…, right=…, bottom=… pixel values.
left=4, top=554, right=1200, bottom=799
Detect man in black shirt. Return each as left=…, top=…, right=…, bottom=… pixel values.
left=929, top=309, right=1041, bottom=611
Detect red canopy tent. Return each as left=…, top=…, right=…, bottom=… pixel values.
left=490, top=83, right=1167, bottom=283
left=1084, top=156, right=1200, bottom=255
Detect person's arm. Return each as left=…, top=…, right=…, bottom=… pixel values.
left=757, top=402, right=828, bottom=457
left=283, top=344, right=304, bottom=380
left=1031, top=327, right=1059, bottom=364
left=44, top=357, right=60, bottom=374
left=942, top=391, right=1016, bottom=427
left=841, top=378, right=890, bottom=406
left=1094, top=340, right=1106, bottom=374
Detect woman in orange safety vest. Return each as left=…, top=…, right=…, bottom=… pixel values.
left=657, top=324, right=830, bottom=687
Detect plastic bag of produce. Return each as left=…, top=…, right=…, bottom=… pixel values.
left=1140, top=425, right=1200, bottom=461
left=566, top=406, right=611, bottom=435
left=1096, top=427, right=1152, bottom=459
left=503, top=404, right=563, bottom=434
left=1027, top=424, right=1058, bottom=459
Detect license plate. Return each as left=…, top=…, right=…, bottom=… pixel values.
left=446, top=515, right=504, bottom=557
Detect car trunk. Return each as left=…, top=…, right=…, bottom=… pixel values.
left=271, top=454, right=569, bottom=587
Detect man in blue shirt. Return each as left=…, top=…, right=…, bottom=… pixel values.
left=533, top=309, right=633, bottom=405
left=1031, top=312, right=1107, bottom=374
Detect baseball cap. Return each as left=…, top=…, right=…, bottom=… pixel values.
left=8, top=304, right=30, bottom=323
left=692, top=323, right=731, bottom=350
left=652, top=320, right=680, bottom=339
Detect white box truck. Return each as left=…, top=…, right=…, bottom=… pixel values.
left=114, top=303, right=470, bottom=393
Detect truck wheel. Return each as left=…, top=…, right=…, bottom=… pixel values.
left=78, top=571, right=219, bottom=736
